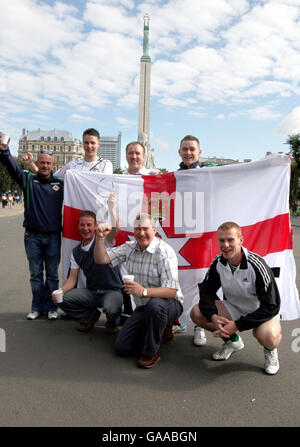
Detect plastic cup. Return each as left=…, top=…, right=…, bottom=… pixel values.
left=122, top=274, right=134, bottom=283
left=53, top=289, right=63, bottom=303
left=0, top=132, right=10, bottom=145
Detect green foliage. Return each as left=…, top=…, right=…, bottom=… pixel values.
left=286, top=134, right=300, bottom=210
left=159, top=168, right=168, bottom=174
left=0, top=156, right=26, bottom=195
left=113, top=168, right=123, bottom=174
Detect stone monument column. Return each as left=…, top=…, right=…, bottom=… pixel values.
left=137, top=14, right=156, bottom=170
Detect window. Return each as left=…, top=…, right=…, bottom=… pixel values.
left=32, top=145, right=35, bottom=150
left=61, top=137, right=64, bottom=142
left=54, top=137, right=57, bottom=142
left=47, top=136, right=51, bottom=141
left=54, top=145, right=56, bottom=151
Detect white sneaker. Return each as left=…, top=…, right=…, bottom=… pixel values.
left=264, top=348, right=279, bottom=375
left=172, top=323, right=187, bottom=334
left=48, top=311, right=59, bottom=320
left=193, top=326, right=207, bottom=346
left=212, top=337, right=244, bottom=360
left=27, top=311, right=40, bottom=320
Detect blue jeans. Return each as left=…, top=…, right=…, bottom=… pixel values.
left=59, top=288, right=123, bottom=328
left=24, top=231, right=61, bottom=313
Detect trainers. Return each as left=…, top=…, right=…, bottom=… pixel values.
left=77, top=310, right=101, bottom=332
left=193, top=326, right=207, bottom=346
left=138, top=350, right=160, bottom=369
left=27, top=311, right=40, bottom=320
left=212, top=337, right=244, bottom=360
left=172, top=323, right=187, bottom=334
left=264, top=348, right=279, bottom=375
left=48, top=311, right=59, bottom=320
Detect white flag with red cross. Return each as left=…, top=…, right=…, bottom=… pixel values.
left=61, top=153, right=300, bottom=325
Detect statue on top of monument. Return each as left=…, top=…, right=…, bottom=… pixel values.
left=143, top=14, right=150, bottom=59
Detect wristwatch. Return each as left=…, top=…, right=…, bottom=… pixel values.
left=142, top=288, right=148, bottom=297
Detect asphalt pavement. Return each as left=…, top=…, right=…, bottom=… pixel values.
left=0, top=209, right=299, bottom=431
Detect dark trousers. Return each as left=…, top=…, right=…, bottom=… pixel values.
left=59, top=288, right=123, bottom=328
left=115, top=298, right=183, bottom=358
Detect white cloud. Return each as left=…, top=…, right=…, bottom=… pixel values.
left=275, top=107, right=300, bottom=135
left=71, top=114, right=96, bottom=121
left=1, top=0, right=300, bottom=134
left=117, top=117, right=136, bottom=127
left=0, top=0, right=82, bottom=64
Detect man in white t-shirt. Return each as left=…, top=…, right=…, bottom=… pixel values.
left=23, top=128, right=113, bottom=176
left=122, top=141, right=155, bottom=175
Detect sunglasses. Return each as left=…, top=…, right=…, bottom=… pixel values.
left=40, top=149, right=53, bottom=155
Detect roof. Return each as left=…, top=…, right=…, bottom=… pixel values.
left=20, top=129, right=80, bottom=142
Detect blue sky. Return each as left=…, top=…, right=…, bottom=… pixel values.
left=1, top=0, right=300, bottom=171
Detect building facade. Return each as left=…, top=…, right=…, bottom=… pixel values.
left=98, top=132, right=121, bottom=170
left=18, top=128, right=83, bottom=171
left=199, top=156, right=252, bottom=166
left=18, top=128, right=122, bottom=171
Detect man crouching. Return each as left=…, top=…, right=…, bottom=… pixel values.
left=94, top=213, right=184, bottom=368
left=190, top=221, right=281, bottom=375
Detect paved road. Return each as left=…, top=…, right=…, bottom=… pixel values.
left=0, top=212, right=299, bottom=429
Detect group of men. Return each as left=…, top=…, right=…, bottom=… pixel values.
left=0, top=130, right=281, bottom=374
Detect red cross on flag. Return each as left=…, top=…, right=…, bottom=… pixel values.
left=61, top=153, right=300, bottom=325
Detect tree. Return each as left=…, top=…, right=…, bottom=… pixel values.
left=113, top=168, right=123, bottom=174
left=286, top=134, right=300, bottom=210
left=159, top=168, right=168, bottom=174
left=0, top=156, right=26, bottom=195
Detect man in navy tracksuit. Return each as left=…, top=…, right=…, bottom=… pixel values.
left=0, top=137, right=64, bottom=320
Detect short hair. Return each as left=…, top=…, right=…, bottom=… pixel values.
left=78, top=210, right=96, bottom=224
left=133, top=213, right=156, bottom=228
left=217, top=222, right=242, bottom=237
left=82, top=128, right=100, bottom=140
left=37, top=151, right=53, bottom=161
left=180, top=135, right=200, bottom=148
left=125, top=141, right=145, bottom=154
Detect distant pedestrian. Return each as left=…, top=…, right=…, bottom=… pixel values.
left=7, top=194, right=13, bottom=208
left=1, top=193, right=7, bottom=208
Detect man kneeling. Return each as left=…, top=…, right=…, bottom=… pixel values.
left=52, top=210, right=123, bottom=334
left=94, top=213, right=184, bottom=368
left=190, top=221, right=281, bottom=375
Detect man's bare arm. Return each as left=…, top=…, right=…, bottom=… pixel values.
left=94, top=223, right=112, bottom=264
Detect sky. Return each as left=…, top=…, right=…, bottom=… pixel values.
left=1, top=0, right=300, bottom=171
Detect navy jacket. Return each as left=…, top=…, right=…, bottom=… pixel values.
left=0, top=148, right=64, bottom=234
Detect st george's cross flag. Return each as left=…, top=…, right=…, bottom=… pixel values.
left=61, top=153, right=300, bottom=325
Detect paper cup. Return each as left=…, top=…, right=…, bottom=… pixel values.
left=0, top=132, right=10, bottom=145
left=122, top=274, right=134, bottom=283
left=53, top=289, right=63, bottom=303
